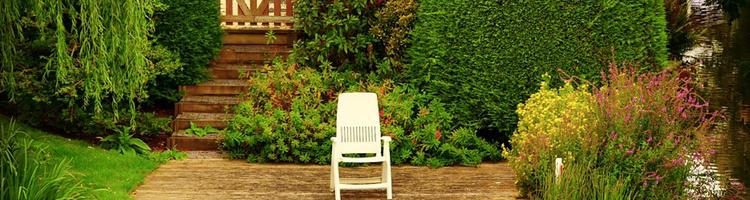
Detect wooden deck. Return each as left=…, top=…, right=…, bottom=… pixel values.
left=132, top=158, right=519, bottom=199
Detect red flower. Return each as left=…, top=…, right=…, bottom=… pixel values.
left=435, top=129, right=442, bottom=140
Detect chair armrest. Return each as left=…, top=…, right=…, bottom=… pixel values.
left=381, top=136, right=391, bottom=142
left=331, top=137, right=339, bottom=143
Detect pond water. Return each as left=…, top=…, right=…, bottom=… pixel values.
left=684, top=5, right=750, bottom=196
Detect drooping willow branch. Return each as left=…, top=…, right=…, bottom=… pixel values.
left=1, top=0, right=156, bottom=117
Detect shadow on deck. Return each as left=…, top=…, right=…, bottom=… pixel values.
left=132, top=158, right=519, bottom=199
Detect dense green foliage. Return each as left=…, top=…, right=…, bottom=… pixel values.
left=505, top=65, right=726, bottom=199
left=0, top=0, right=163, bottom=114
left=222, top=63, right=500, bottom=167
left=0, top=115, right=161, bottom=199
left=292, top=0, right=378, bottom=70
left=149, top=0, right=224, bottom=106
left=1, top=120, right=92, bottom=199
left=407, top=0, right=668, bottom=136
left=369, top=0, right=418, bottom=75
left=0, top=0, right=178, bottom=138
left=292, top=0, right=416, bottom=76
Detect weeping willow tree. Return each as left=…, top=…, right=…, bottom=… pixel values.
left=0, top=0, right=158, bottom=118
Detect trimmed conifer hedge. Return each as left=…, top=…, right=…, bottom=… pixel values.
left=407, top=0, right=668, bottom=135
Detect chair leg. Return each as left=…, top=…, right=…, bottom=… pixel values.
left=333, top=162, right=341, bottom=200
left=386, top=160, right=393, bottom=199
left=381, top=161, right=387, bottom=183
left=328, top=161, right=335, bottom=192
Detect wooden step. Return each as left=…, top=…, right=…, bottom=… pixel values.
left=168, top=132, right=223, bottom=151
left=209, top=64, right=263, bottom=79
left=173, top=112, right=234, bottom=130
left=179, top=79, right=249, bottom=96
left=214, top=46, right=291, bottom=64
left=175, top=96, right=243, bottom=115
left=223, top=29, right=297, bottom=45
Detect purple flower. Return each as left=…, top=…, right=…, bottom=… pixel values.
left=688, top=96, right=696, bottom=105
left=626, top=149, right=634, bottom=155
left=672, top=157, right=685, bottom=166
left=610, top=131, right=618, bottom=140
left=647, top=136, right=653, bottom=143
left=654, top=175, right=662, bottom=185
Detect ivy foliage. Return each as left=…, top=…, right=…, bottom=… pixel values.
left=406, top=0, right=668, bottom=136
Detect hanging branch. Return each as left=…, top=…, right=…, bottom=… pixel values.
left=1, top=0, right=156, bottom=119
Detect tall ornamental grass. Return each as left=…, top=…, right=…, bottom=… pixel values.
left=1, top=120, right=92, bottom=199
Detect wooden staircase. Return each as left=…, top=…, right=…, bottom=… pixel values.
left=169, top=29, right=296, bottom=151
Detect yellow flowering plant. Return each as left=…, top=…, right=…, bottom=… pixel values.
left=503, top=74, right=600, bottom=197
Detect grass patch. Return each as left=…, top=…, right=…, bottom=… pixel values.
left=0, top=115, right=160, bottom=199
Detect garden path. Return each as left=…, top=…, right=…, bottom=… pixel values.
left=132, top=156, right=519, bottom=199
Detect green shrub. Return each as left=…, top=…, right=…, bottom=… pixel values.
left=222, top=63, right=500, bottom=167
left=369, top=0, right=418, bottom=75
left=1, top=120, right=92, bottom=199
left=292, top=0, right=378, bottom=70
left=407, top=0, right=668, bottom=136
left=150, top=0, right=224, bottom=105
left=505, top=65, right=724, bottom=199
left=292, top=0, right=417, bottom=77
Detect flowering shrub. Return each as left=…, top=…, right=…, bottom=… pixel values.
left=593, top=65, right=719, bottom=198
left=505, top=64, right=724, bottom=199
left=503, top=76, right=599, bottom=196
left=222, top=63, right=500, bottom=167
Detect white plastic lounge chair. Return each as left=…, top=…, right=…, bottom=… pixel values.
left=330, top=92, right=393, bottom=200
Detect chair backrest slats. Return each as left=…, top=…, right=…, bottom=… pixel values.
left=336, top=93, right=381, bottom=154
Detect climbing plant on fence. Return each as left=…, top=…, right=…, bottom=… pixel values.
left=406, top=0, right=668, bottom=137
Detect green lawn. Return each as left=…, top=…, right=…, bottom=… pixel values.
left=0, top=115, right=160, bottom=199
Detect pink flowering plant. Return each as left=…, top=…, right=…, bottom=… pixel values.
left=505, top=63, right=729, bottom=199
left=593, top=64, right=720, bottom=198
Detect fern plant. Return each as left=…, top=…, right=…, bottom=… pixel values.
left=100, top=127, right=151, bottom=156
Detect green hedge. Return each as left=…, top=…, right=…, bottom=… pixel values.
left=406, top=0, right=668, bottom=135
left=150, top=0, right=224, bottom=106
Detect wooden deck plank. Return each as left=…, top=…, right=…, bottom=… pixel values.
left=132, top=159, right=519, bottom=199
